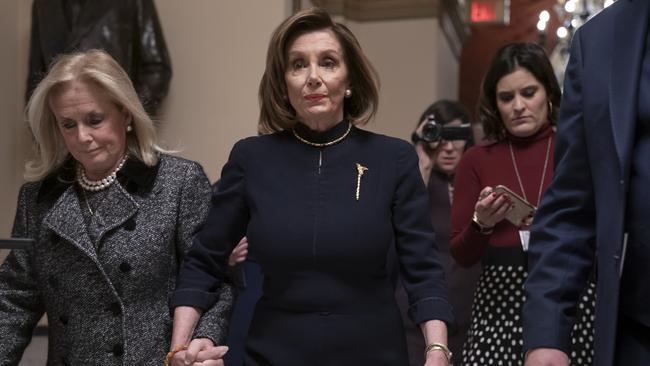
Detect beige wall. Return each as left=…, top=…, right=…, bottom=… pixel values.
left=0, top=1, right=19, bottom=238
left=0, top=0, right=31, bottom=263
left=348, top=17, right=458, bottom=141
left=155, top=0, right=292, bottom=181
left=0, top=1, right=458, bottom=239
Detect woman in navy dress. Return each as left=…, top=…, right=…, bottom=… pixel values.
left=168, top=8, right=453, bottom=366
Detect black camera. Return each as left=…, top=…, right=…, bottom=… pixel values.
left=411, top=114, right=472, bottom=144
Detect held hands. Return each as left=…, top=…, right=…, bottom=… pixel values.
left=169, top=338, right=228, bottom=366
left=524, top=348, right=569, bottom=366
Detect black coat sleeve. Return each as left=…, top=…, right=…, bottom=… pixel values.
left=170, top=140, right=249, bottom=311
left=523, top=28, right=597, bottom=355
left=393, top=143, right=454, bottom=326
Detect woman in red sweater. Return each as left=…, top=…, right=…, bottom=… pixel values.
left=450, top=43, right=595, bottom=365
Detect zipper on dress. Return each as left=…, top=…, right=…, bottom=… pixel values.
left=318, top=150, right=322, bottom=174
left=313, top=149, right=323, bottom=265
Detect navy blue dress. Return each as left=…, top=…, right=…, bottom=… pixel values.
left=171, top=121, right=453, bottom=365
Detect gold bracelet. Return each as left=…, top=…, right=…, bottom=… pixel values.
left=164, top=345, right=188, bottom=366
left=424, top=342, right=452, bottom=363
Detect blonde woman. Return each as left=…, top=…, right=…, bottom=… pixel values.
left=0, top=50, right=233, bottom=365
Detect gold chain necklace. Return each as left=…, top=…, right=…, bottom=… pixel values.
left=508, top=135, right=552, bottom=207
left=292, top=122, right=352, bottom=147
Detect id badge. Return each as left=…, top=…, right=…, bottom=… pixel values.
left=519, top=230, right=530, bottom=252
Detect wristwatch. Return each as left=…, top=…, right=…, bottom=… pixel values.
left=471, top=211, right=494, bottom=235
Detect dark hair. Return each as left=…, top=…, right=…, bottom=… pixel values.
left=477, top=43, right=561, bottom=140
left=415, top=99, right=473, bottom=147
left=417, top=99, right=470, bottom=127
left=258, top=8, right=380, bottom=132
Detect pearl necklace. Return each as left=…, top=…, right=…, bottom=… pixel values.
left=292, top=122, right=352, bottom=147
left=76, top=156, right=128, bottom=191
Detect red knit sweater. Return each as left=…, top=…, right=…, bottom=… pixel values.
left=450, top=123, right=555, bottom=267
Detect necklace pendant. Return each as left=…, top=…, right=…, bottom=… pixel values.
left=355, top=163, right=368, bottom=201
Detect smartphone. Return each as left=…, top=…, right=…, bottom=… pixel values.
left=492, top=185, right=536, bottom=227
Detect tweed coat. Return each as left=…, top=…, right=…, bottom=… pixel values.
left=0, top=154, right=234, bottom=366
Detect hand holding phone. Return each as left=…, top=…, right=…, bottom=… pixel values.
left=492, top=185, right=536, bottom=227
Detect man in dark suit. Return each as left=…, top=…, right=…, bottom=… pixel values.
left=523, top=1, right=650, bottom=365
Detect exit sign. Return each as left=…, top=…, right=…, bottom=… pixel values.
left=467, top=0, right=510, bottom=25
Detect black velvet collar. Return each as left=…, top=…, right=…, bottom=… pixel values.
left=37, top=155, right=160, bottom=203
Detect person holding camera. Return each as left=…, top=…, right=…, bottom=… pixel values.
left=449, top=43, right=595, bottom=365
left=412, top=101, right=473, bottom=188
left=395, top=100, right=480, bottom=366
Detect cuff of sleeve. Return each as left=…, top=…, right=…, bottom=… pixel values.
left=522, top=323, right=572, bottom=355
left=467, top=223, right=492, bottom=241
left=169, top=288, right=221, bottom=313
left=408, top=296, right=455, bottom=330
left=522, top=303, right=572, bottom=355
left=191, top=284, right=236, bottom=346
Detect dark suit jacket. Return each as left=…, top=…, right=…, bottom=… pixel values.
left=27, top=0, right=172, bottom=115
left=523, top=1, right=649, bottom=365
left=0, top=154, right=233, bottom=365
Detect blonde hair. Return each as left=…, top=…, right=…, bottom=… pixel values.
left=25, top=49, right=165, bottom=181
left=258, top=8, right=380, bottom=132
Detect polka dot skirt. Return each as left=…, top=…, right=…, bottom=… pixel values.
left=569, top=281, right=596, bottom=365
left=460, top=265, right=595, bottom=366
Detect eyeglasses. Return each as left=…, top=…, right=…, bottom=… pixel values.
left=411, top=131, right=468, bottom=150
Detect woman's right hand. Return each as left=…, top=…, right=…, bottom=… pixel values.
left=473, top=186, right=513, bottom=228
